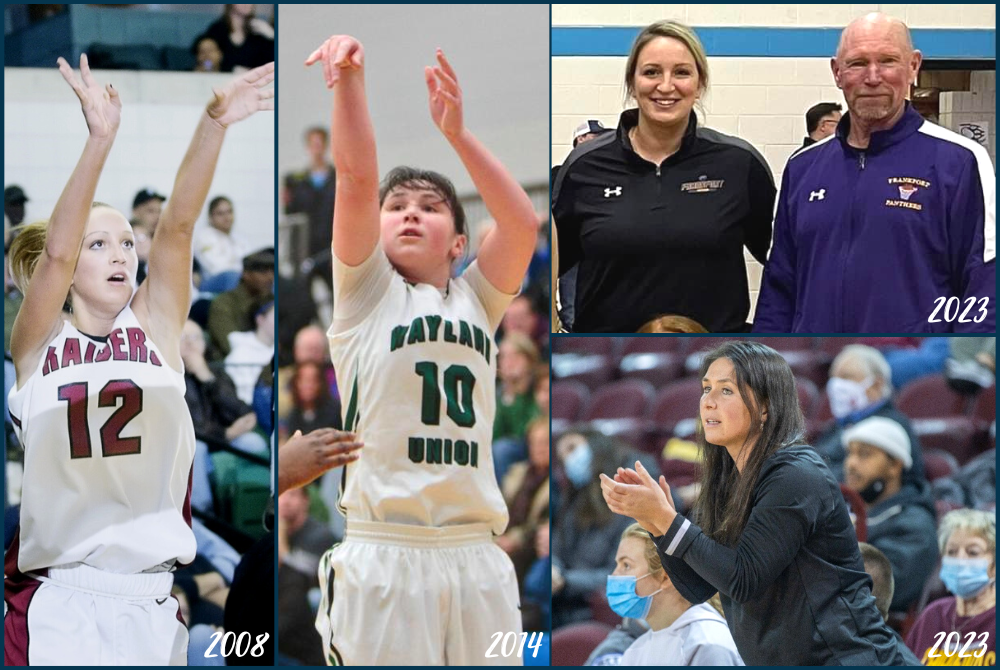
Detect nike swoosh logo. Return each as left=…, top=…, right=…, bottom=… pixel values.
left=156, top=597, right=168, bottom=605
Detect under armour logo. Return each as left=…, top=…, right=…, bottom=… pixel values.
left=604, top=186, right=622, bottom=198
left=809, top=189, right=826, bottom=202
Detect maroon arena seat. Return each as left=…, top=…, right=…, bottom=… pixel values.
left=551, top=337, right=615, bottom=356
left=795, top=376, right=819, bottom=419
left=618, top=351, right=685, bottom=388
left=552, top=380, right=589, bottom=423
left=583, top=379, right=655, bottom=421
left=619, top=337, right=686, bottom=355
left=552, top=354, right=614, bottom=389
left=922, top=448, right=960, bottom=483
left=897, top=375, right=968, bottom=418
left=551, top=621, right=614, bottom=667
left=648, top=378, right=704, bottom=436
left=971, top=384, right=996, bottom=431
left=912, top=417, right=980, bottom=465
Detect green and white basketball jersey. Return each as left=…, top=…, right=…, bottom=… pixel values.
left=327, top=248, right=514, bottom=536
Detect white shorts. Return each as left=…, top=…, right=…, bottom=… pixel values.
left=4, top=563, right=188, bottom=666
left=316, top=520, right=522, bottom=666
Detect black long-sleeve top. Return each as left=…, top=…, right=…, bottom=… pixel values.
left=552, top=109, right=775, bottom=333
left=653, top=445, right=917, bottom=666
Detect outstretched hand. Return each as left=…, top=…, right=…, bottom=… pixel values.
left=206, top=62, right=275, bottom=128
left=425, top=48, right=464, bottom=139
left=305, top=35, right=364, bottom=88
left=278, top=428, right=363, bottom=496
left=599, top=460, right=677, bottom=536
left=57, top=54, right=121, bottom=140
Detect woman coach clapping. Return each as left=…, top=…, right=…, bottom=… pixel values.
left=600, top=341, right=919, bottom=665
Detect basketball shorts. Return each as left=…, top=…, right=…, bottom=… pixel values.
left=316, top=520, right=522, bottom=666
left=4, top=563, right=188, bottom=666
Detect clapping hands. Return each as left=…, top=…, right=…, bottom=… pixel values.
left=599, top=460, right=678, bottom=536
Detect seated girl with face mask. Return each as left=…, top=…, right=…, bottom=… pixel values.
left=906, top=509, right=996, bottom=665
left=607, top=523, right=744, bottom=666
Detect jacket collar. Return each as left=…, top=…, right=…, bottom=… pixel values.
left=835, top=101, right=923, bottom=154
left=617, top=108, right=699, bottom=165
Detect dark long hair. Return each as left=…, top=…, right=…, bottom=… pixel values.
left=560, top=428, right=619, bottom=530
left=693, top=341, right=806, bottom=545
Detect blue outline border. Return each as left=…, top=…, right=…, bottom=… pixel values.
left=552, top=27, right=996, bottom=59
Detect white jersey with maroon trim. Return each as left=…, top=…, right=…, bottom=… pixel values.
left=7, top=305, right=196, bottom=574
left=327, top=248, right=514, bottom=536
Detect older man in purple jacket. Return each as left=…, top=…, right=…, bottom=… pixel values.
left=754, top=12, right=995, bottom=333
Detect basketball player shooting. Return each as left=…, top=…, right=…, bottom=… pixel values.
left=4, top=55, right=273, bottom=666
left=305, top=34, right=538, bottom=666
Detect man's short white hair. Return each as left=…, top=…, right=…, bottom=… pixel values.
left=832, top=344, right=893, bottom=398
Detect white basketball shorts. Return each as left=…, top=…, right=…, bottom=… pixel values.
left=316, top=520, right=522, bottom=666
left=4, top=563, right=188, bottom=665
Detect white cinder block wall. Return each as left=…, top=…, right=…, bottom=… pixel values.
left=4, top=68, right=275, bottom=253
left=552, top=3, right=997, bottom=320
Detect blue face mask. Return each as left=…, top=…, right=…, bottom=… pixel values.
left=606, top=573, right=663, bottom=619
left=564, top=442, right=593, bottom=489
left=940, top=557, right=994, bottom=599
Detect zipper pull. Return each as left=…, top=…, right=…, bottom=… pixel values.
left=656, top=165, right=661, bottom=177
left=859, top=152, right=866, bottom=170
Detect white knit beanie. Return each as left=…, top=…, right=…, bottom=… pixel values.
left=841, top=416, right=912, bottom=469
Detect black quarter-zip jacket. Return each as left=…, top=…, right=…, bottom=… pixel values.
left=553, top=109, right=776, bottom=333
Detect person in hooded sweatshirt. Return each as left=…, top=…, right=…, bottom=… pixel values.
left=609, top=522, right=743, bottom=665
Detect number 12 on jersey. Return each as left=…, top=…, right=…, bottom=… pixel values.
left=57, top=380, right=143, bottom=458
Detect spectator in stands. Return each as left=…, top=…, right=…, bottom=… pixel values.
left=550, top=120, right=613, bottom=187
left=180, top=318, right=266, bottom=509
left=131, top=187, right=165, bottom=233
left=800, top=102, right=842, bottom=148
left=207, top=247, right=274, bottom=359
left=813, top=344, right=926, bottom=485
left=906, top=509, right=996, bottom=665
left=284, top=127, right=336, bottom=284
left=609, top=523, right=743, bottom=665
left=843, top=416, right=938, bottom=612
left=276, top=275, right=318, bottom=367
left=857, top=543, right=923, bottom=663
left=522, top=521, right=552, bottom=633
left=502, top=294, right=540, bottom=345
left=5, top=242, right=22, bottom=353
left=553, top=430, right=657, bottom=628
left=493, top=332, right=540, bottom=483
left=130, top=188, right=164, bottom=285
left=497, top=417, right=550, bottom=581
left=278, top=485, right=335, bottom=665
left=193, top=36, right=223, bottom=73
left=283, top=362, right=342, bottom=440
left=4, top=185, right=28, bottom=226
left=195, top=195, right=249, bottom=281
left=224, top=299, right=274, bottom=410
left=858, top=542, right=895, bottom=623
left=201, top=4, right=274, bottom=73
left=638, top=314, right=708, bottom=333
left=278, top=324, right=336, bottom=420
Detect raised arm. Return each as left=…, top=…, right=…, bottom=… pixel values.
left=133, top=62, right=274, bottom=366
left=426, top=50, right=537, bottom=294
left=306, top=35, right=380, bottom=267
left=10, top=55, right=120, bottom=383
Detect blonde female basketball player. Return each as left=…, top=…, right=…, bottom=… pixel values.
left=4, top=55, right=273, bottom=666
left=305, top=35, right=538, bottom=666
